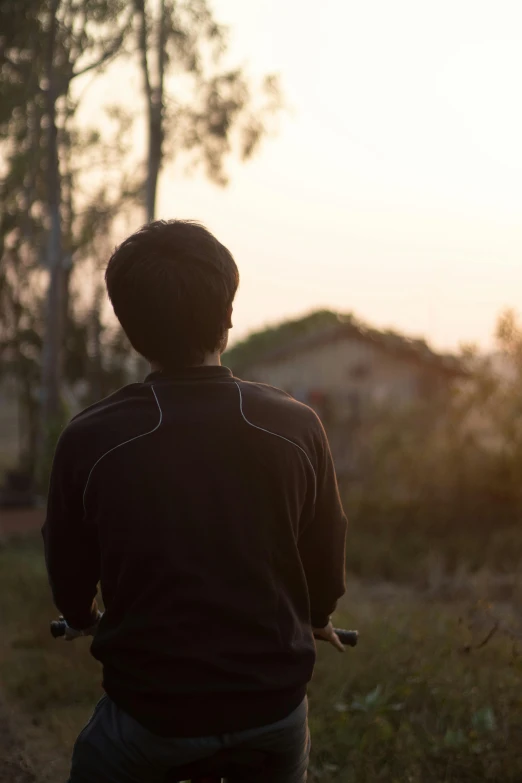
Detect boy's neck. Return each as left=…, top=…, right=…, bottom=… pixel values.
left=150, top=351, right=221, bottom=374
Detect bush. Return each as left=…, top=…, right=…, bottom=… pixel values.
left=309, top=591, right=522, bottom=782
left=1, top=537, right=521, bottom=782
left=341, top=313, right=522, bottom=583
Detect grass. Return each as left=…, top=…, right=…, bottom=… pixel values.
left=343, top=515, right=522, bottom=587
left=1, top=535, right=522, bottom=782
left=308, top=594, right=522, bottom=782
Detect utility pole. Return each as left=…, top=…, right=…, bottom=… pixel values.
left=41, top=0, right=64, bottom=426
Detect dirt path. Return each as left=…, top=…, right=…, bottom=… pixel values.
left=0, top=701, right=36, bottom=783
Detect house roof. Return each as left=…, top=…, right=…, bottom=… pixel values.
left=225, top=310, right=464, bottom=376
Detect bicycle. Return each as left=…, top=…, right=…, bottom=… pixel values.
left=51, top=618, right=358, bottom=782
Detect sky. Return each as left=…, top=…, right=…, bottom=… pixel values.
left=86, top=0, right=522, bottom=353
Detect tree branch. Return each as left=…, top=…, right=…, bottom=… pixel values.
left=62, top=0, right=88, bottom=76
left=157, top=0, right=167, bottom=104
left=72, top=9, right=134, bottom=80
left=134, top=0, right=153, bottom=103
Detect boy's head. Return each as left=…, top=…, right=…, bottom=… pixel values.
left=105, top=220, right=239, bottom=369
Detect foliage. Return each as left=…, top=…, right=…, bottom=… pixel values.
left=134, top=0, right=284, bottom=219
left=0, top=536, right=521, bottom=782
left=0, top=0, right=139, bottom=467
left=226, top=308, right=522, bottom=583
left=0, top=0, right=283, bottom=479
left=343, top=309, right=522, bottom=583
left=307, top=588, right=522, bottom=783
left=224, top=308, right=459, bottom=376
left=225, top=310, right=343, bottom=370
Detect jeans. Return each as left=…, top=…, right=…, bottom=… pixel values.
left=68, top=694, right=310, bottom=783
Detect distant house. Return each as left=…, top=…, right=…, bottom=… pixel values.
left=226, top=311, right=463, bottom=477
left=0, top=350, right=141, bottom=477
left=0, top=374, right=20, bottom=473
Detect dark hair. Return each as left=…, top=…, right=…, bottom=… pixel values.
left=105, top=220, right=239, bottom=368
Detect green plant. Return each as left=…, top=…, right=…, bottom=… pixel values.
left=1, top=536, right=521, bottom=782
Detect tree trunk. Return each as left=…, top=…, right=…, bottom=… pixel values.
left=41, top=0, right=64, bottom=425
left=135, top=0, right=166, bottom=222
left=89, top=286, right=104, bottom=402
left=134, top=0, right=165, bottom=381
left=147, top=105, right=163, bottom=221
left=147, top=0, right=166, bottom=221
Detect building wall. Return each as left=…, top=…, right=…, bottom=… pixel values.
left=0, top=377, right=20, bottom=472
left=234, top=336, right=449, bottom=480
left=240, top=335, right=427, bottom=408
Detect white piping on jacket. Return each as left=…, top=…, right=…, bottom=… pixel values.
left=82, top=385, right=163, bottom=514
left=234, top=381, right=317, bottom=501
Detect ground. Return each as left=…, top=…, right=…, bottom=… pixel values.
left=1, top=516, right=522, bottom=782
left=0, top=510, right=48, bottom=782
left=0, top=701, right=36, bottom=783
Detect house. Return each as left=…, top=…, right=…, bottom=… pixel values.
left=225, top=310, right=463, bottom=477
left=0, top=374, right=20, bottom=473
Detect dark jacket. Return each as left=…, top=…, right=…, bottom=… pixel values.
left=43, top=366, right=347, bottom=736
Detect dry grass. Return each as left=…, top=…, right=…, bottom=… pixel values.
left=1, top=535, right=521, bottom=782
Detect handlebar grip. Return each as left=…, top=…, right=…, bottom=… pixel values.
left=333, top=629, right=358, bottom=647
left=50, top=619, right=67, bottom=638
left=50, top=617, right=359, bottom=647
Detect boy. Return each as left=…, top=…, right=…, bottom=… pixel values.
left=43, top=220, right=347, bottom=782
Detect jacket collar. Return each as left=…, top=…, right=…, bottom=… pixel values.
left=145, top=366, right=233, bottom=384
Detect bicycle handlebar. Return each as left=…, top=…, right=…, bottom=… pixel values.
left=50, top=619, right=69, bottom=638
left=330, top=629, right=358, bottom=647
left=50, top=618, right=358, bottom=646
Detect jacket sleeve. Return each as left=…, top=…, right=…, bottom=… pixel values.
left=42, top=427, right=100, bottom=630
left=298, top=418, right=347, bottom=628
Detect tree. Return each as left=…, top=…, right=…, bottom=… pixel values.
left=0, top=0, right=133, bottom=428
left=0, top=1, right=284, bottom=482
left=0, top=1, right=139, bottom=479
left=133, top=0, right=283, bottom=220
